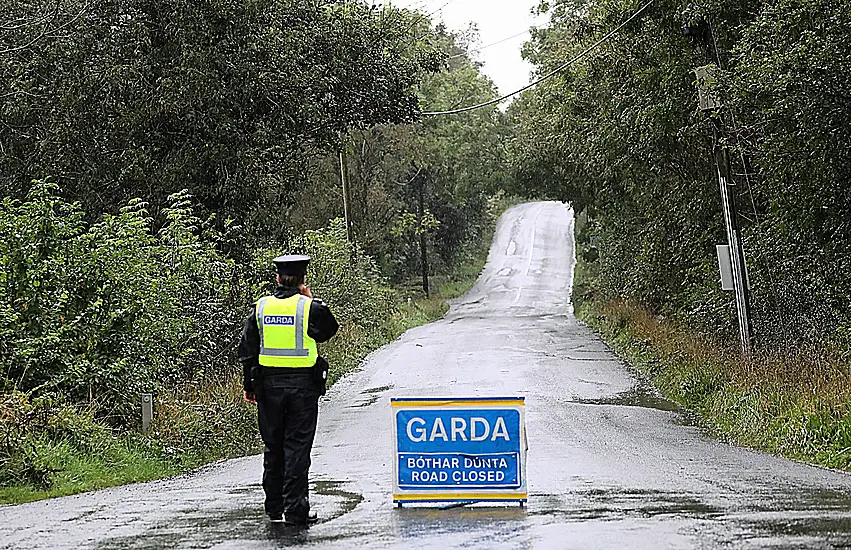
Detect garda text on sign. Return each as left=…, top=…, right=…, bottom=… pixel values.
left=391, top=397, right=527, bottom=504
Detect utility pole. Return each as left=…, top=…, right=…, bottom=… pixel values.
left=339, top=137, right=354, bottom=244
left=415, top=168, right=430, bottom=298
left=695, top=64, right=754, bottom=358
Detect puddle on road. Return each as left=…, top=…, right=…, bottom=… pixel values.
left=571, top=384, right=681, bottom=413
left=95, top=531, right=187, bottom=550
left=94, top=480, right=364, bottom=550
left=530, top=486, right=851, bottom=547
left=347, top=385, right=394, bottom=409
left=313, top=480, right=363, bottom=518
left=392, top=505, right=530, bottom=546
left=347, top=394, right=380, bottom=408
left=362, top=385, right=394, bottom=394
left=227, top=484, right=260, bottom=496
left=529, top=488, right=723, bottom=524
left=709, top=491, right=851, bottom=549
left=735, top=512, right=851, bottom=545
left=62, top=508, right=99, bottom=523
left=383, top=486, right=851, bottom=548
left=89, top=482, right=851, bottom=549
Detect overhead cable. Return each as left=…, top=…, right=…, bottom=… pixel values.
left=447, top=29, right=531, bottom=60
left=425, top=0, right=458, bottom=17
left=397, top=0, right=458, bottom=45
left=422, top=0, right=656, bottom=116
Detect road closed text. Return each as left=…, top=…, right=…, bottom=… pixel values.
left=398, top=453, right=520, bottom=488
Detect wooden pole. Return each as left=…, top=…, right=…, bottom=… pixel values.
left=339, top=143, right=354, bottom=244
left=416, top=170, right=430, bottom=298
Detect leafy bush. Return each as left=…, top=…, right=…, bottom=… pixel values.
left=153, top=378, right=258, bottom=462
left=729, top=0, right=851, bottom=352
left=0, top=392, right=56, bottom=488
left=0, top=181, right=239, bottom=424
left=0, top=185, right=407, bottom=493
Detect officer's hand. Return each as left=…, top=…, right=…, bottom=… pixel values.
left=244, top=391, right=257, bottom=406
left=300, top=285, right=313, bottom=298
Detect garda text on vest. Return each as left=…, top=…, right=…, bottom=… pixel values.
left=263, top=315, right=295, bottom=326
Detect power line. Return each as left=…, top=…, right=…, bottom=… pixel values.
left=381, top=0, right=432, bottom=11
left=425, top=0, right=457, bottom=18
left=396, top=0, right=458, bottom=47
left=422, top=0, right=656, bottom=116
left=447, top=29, right=531, bottom=60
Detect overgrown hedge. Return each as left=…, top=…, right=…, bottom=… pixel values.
left=0, top=182, right=396, bottom=493
left=1, top=181, right=237, bottom=419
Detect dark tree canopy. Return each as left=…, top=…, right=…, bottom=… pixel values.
left=0, top=0, right=443, bottom=234
left=510, top=0, right=851, bottom=354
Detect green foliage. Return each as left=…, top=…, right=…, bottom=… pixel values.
left=0, top=1, right=511, bottom=501
left=0, top=181, right=238, bottom=422
left=0, top=189, right=438, bottom=496
left=512, top=0, right=851, bottom=355
left=153, top=378, right=259, bottom=462
left=0, top=392, right=57, bottom=489
left=296, top=25, right=511, bottom=282
left=0, top=0, right=443, bottom=238
left=729, top=0, right=851, bottom=350
left=0, top=388, right=191, bottom=503
left=0, top=389, right=180, bottom=496
left=512, top=0, right=724, bottom=332
left=576, top=286, right=851, bottom=472
left=301, top=220, right=396, bottom=334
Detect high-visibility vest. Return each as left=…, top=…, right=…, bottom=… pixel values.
left=256, top=294, right=318, bottom=368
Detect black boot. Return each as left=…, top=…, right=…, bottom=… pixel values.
left=284, top=512, right=318, bottom=526
left=267, top=511, right=284, bottom=523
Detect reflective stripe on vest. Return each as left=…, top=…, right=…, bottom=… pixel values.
left=256, top=295, right=318, bottom=368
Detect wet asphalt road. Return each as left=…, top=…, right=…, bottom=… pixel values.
left=3, top=201, right=851, bottom=549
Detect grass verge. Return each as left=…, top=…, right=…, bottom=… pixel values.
left=573, top=257, right=851, bottom=472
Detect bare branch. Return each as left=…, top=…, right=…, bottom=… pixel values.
left=0, top=0, right=60, bottom=31
left=0, top=2, right=89, bottom=56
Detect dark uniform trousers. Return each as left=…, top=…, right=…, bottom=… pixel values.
left=258, top=376, right=320, bottom=520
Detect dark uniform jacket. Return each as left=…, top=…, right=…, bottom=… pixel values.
left=239, top=287, right=339, bottom=392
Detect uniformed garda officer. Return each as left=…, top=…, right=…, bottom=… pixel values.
left=238, top=255, right=339, bottom=525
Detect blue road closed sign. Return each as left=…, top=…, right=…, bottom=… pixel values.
left=391, top=397, right=527, bottom=504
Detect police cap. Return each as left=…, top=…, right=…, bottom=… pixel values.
left=272, top=255, right=311, bottom=276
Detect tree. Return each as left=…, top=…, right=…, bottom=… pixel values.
left=510, top=0, right=851, bottom=354
left=289, top=23, right=510, bottom=283
left=0, top=0, right=443, bottom=241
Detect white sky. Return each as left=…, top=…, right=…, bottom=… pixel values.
left=390, top=0, right=546, bottom=97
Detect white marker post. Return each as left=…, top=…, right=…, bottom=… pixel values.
left=391, top=397, right=527, bottom=506
left=141, top=393, right=153, bottom=434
